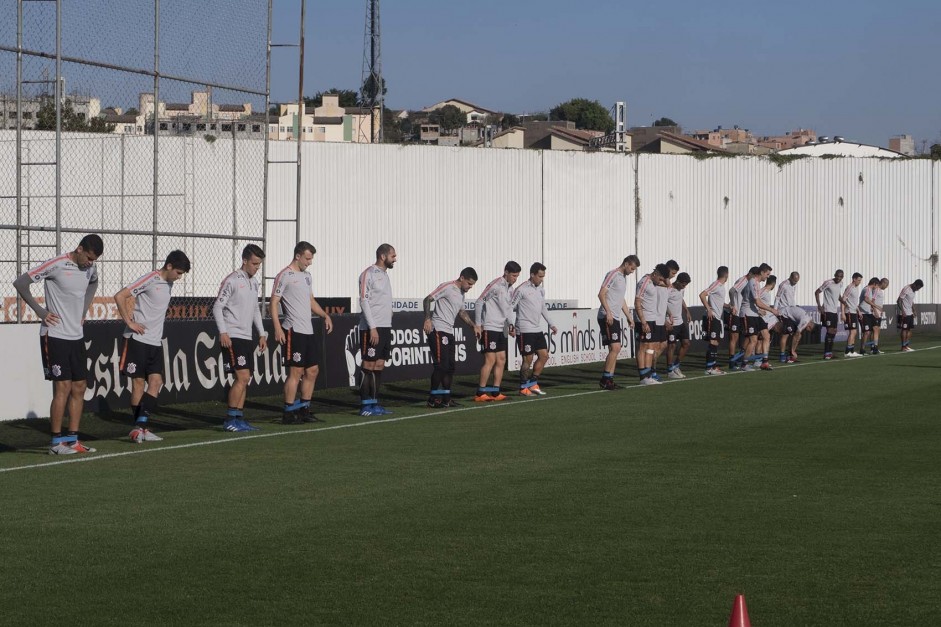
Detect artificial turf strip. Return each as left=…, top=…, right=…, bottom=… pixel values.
left=1, top=344, right=940, bottom=625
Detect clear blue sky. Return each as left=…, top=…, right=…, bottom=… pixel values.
left=269, top=0, right=941, bottom=149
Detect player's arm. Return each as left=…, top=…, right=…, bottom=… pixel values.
left=814, top=285, right=824, bottom=310
left=13, top=272, right=55, bottom=324
left=310, top=295, right=333, bottom=334
left=698, top=288, right=712, bottom=315
left=541, top=301, right=557, bottom=335
left=269, top=294, right=285, bottom=344
left=359, top=273, right=378, bottom=332
left=114, top=287, right=144, bottom=334
left=682, top=300, right=691, bottom=325
left=422, top=292, right=436, bottom=334
left=252, top=299, right=268, bottom=351
left=82, top=274, right=99, bottom=323
left=598, top=285, right=613, bottom=323
left=620, top=301, right=633, bottom=328
left=458, top=308, right=481, bottom=337
left=634, top=293, right=648, bottom=332
left=213, top=280, right=232, bottom=347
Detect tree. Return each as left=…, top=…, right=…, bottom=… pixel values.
left=36, top=98, right=114, bottom=133
left=931, top=143, right=941, bottom=160
left=125, top=107, right=140, bottom=117
left=431, top=104, right=465, bottom=133
left=304, top=89, right=359, bottom=109
left=382, top=108, right=404, bottom=143
left=359, top=75, right=387, bottom=107
left=653, top=117, right=678, bottom=127
left=500, top=113, right=520, bottom=129
left=549, top=98, right=614, bottom=133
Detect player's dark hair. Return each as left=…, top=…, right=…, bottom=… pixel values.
left=530, top=262, right=546, bottom=275
left=654, top=263, right=670, bottom=278
left=623, top=254, right=640, bottom=266
left=376, top=243, right=394, bottom=258
left=78, top=233, right=104, bottom=256
left=766, top=275, right=777, bottom=286
left=868, top=277, right=879, bottom=285
left=675, top=272, right=691, bottom=285
left=665, top=259, right=680, bottom=272
left=294, top=241, right=316, bottom=257
left=852, top=272, right=863, bottom=279
left=880, top=277, right=889, bottom=284
left=164, top=250, right=191, bottom=272
left=748, top=266, right=761, bottom=276
left=242, top=244, right=265, bottom=260
left=504, top=261, right=522, bottom=273
left=759, top=263, right=772, bottom=272
left=460, top=267, right=478, bottom=281
left=912, top=279, right=924, bottom=289
left=835, top=269, right=845, bottom=276
left=717, top=265, right=729, bottom=278
left=789, top=271, right=800, bottom=280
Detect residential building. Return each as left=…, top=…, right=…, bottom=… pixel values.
left=268, top=95, right=378, bottom=143
left=889, top=134, right=915, bottom=156
left=0, top=91, right=101, bottom=130
left=422, top=98, right=496, bottom=125
left=636, top=131, right=727, bottom=154
left=472, top=127, right=526, bottom=149
left=629, top=125, right=682, bottom=152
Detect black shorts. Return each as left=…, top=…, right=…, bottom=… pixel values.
left=223, top=338, right=256, bottom=373
left=598, top=318, right=624, bottom=347
left=120, top=337, right=164, bottom=378
left=844, top=313, right=858, bottom=329
left=638, top=323, right=665, bottom=343
left=742, top=316, right=762, bottom=337
left=360, top=328, right=393, bottom=362
left=728, top=315, right=744, bottom=334
left=823, top=312, right=839, bottom=330
left=283, top=328, right=320, bottom=369
left=779, top=318, right=799, bottom=335
left=428, top=330, right=456, bottom=373
left=898, top=314, right=915, bottom=330
left=479, top=329, right=508, bottom=354
left=40, top=335, right=88, bottom=382
left=517, top=332, right=548, bottom=356
left=703, top=315, right=724, bottom=341
left=859, top=313, right=878, bottom=332
left=667, top=323, right=690, bottom=343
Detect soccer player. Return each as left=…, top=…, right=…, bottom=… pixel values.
left=475, top=261, right=522, bottom=401
left=512, top=263, right=558, bottom=396
left=213, top=244, right=268, bottom=432
left=756, top=274, right=777, bottom=370
left=634, top=263, right=669, bottom=385
left=896, top=279, right=924, bottom=352
left=14, top=234, right=103, bottom=455
left=841, top=272, right=864, bottom=358
left=740, top=265, right=777, bottom=371
left=870, top=278, right=890, bottom=354
left=597, top=254, right=640, bottom=390
left=699, top=265, right=729, bottom=376
left=270, top=242, right=333, bottom=425
left=726, top=269, right=750, bottom=370
left=775, top=272, right=799, bottom=310
left=857, top=277, right=881, bottom=355
left=357, top=244, right=397, bottom=416
left=115, top=250, right=191, bottom=443
left=774, top=305, right=816, bottom=360
left=424, top=268, right=481, bottom=407
left=814, top=269, right=845, bottom=360
left=665, top=272, right=692, bottom=378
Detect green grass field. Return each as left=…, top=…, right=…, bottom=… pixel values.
left=2, top=339, right=940, bottom=626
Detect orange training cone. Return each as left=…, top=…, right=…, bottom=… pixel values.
left=728, top=594, right=751, bottom=627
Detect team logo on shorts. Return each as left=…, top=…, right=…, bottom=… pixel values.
left=51, top=364, right=62, bottom=377
left=747, top=326, right=755, bottom=334
left=441, top=336, right=449, bottom=345
left=367, top=347, right=376, bottom=357
left=488, top=341, right=497, bottom=350
left=237, top=355, right=246, bottom=366
left=611, top=332, right=619, bottom=341
left=126, top=362, right=137, bottom=374
left=524, top=344, right=532, bottom=352
left=292, top=352, right=302, bottom=362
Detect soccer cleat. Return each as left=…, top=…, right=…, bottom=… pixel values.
left=519, top=387, right=535, bottom=397
left=49, top=442, right=78, bottom=455
left=282, top=410, right=302, bottom=425
left=650, top=373, right=662, bottom=382
left=667, top=370, right=683, bottom=379
left=870, top=348, right=881, bottom=355
left=296, top=406, right=322, bottom=423
left=238, top=419, right=260, bottom=431
left=474, top=393, right=494, bottom=402
left=779, top=354, right=788, bottom=363
left=742, top=364, right=756, bottom=372
left=705, top=367, right=726, bottom=376
left=490, top=393, right=508, bottom=401
left=360, top=406, right=380, bottom=416
left=139, top=429, right=163, bottom=442
left=600, top=379, right=618, bottom=391
left=760, top=363, right=773, bottom=371
left=69, top=441, right=97, bottom=453
left=639, top=377, right=661, bottom=385
left=901, top=346, right=914, bottom=352
left=223, top=419, right=248, bottom=432
left=728, top=363, right=740, bottom=372
left=427, top=397, right=444, bottom=408
left=129, top=427, right=145, bottom=443
left=530, top=384, right=546, bottom=395
left=787, top=357, right=797, bottom=364
left=823, top=353, right=833, bottom=360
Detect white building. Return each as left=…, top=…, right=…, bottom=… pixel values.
left=777, top=139, right=907, bottom=159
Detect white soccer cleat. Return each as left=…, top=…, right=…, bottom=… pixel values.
left=742, top=364, right=756, bottom=372
left=845, top=351, right=861, bottom=358
left=667, top=370, right=683, bottom=379
left=139, top=429, right=163, bottom=442
left=130, top=427, right=163, bottom=443
left=640, top=377, right=661, bottom=386
left=49, top=442, right=78, bottom=455
left=705, top=368, right=726, bottom=376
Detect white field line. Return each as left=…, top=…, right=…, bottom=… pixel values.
left=2, top=344, right=938, bottom=475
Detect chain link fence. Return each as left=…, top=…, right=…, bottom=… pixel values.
left=0, top=0, right=273, bottom=323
